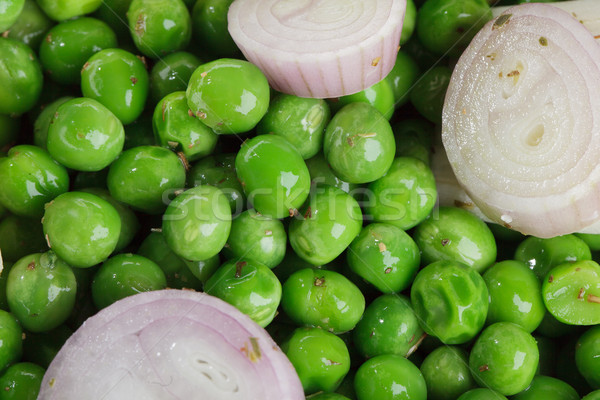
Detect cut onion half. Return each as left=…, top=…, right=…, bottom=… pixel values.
left=227, top=0, right=406, bottom=99
left=442, top=3, right=600, bottom=238
left=38, top=290, right=304, bottom=400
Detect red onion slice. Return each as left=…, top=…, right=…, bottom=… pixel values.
left=227, top=0, right=406, bottom=98
left=442, top=3, right=600, bottom=238
left=38, top=290, right=304, bottom=400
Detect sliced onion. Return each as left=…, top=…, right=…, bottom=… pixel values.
left=227, top=0, right=406, bottom=98
left=38, top=290, right=304, bottom=400
left=442, top=3, right=600, bottom=238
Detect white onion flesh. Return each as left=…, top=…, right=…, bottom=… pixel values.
left=227, top=0, right=406, bottom=99
left=442, top=3, right=600, bottom=238
left=38, top=290, right=304, bottom=400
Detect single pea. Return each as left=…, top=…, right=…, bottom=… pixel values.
left=483, top=260, right=546, bottom=333
left=205, top=259, right=281, bottom=327
left=417, top=0, right=492, bottom=56
left=364, top=157, right=437, bottom=230
left=354, top=354, right=427, bottom=400
left=515, top=234, right=592, bottom=281
left=289, top=185, right=362, bottom=266
left=191, top=0, right=239, bottom=58
left=42, top=191, right=121, bottom=268
left=470, top=322, right=539, bottom=396
left=305, top=153, right=359, bottom=194
left=5, top=0, right=54, bottom=50
left=107, top=145, right=186, bottom=214
left=413, top=206, right=497, bottom=273
left=0, top=37, right=43, bottom=116
left=0, top=0, right=24, bottom=32
left=21, top=324, right=72, bottom=368
left=281, top=327, right=350, bottom=395
left=323, top=102, right=395, bottom=184
left=256, top=93, right=331, bottom=159
left=186, top=58, right=270, bottom=134
left=81, top=48, right=149, bottom=125
left=512, top=375, right=579, bottom=400
left=347, top=223, right=420, bottom=293
left=32, top=96, right=73, bottom=149
left=420, top=346, right=477, bottom=400
left=410, top=65, right=452, bottom=124
left=0, top=145, right=69, bottom=218
left=411, top=260, right=489, bottom=344
left=400, top=0, right=417, bottom=45
left=542, top=260, right=600, bottom=325
left=575, top=233, right=600, bottom=252
left=583, top=391, right=600, bottom=400
left=386, top=51, right=420, bottom=109
left=187, top=153, right=245, bottom=214
left=36, top=0, right=102, bottom=21
left=0, top=215, right=47, bottom=264
left=150, top=51, right=201, bottom=104
left=0, top=310, right=22, bottom=374
left=576, top=325, right=600, bottom=389
left=162, top=185, right=232, bottom=261
left=0, top=362, right=45, bottom=399
left=352, top=293, right=423, bottom=359
left=223, top=209, right=286, bottom=269
left=235, top=134, right=310, bottom=219
left=457, top=389, right=508, bottom=400
left=281, top=268, right=365, bottom=334
left=392, top=118, right=433, bottom=165
left=152, top=91, right=217, bottom=162
left=329, top=78, right=396, bottom=121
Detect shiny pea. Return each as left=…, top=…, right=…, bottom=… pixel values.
left=5, top=0, right=54, bottom=50
left=329, top=79, right=396, bottom=121
left=0, top=310, right=22, bottom=374
left=36, top=0, right=102, bottom=21
left=420, top=346, right=476, bottom=400
left=305, top=153, right=358, bottom=194
left=32, top=96, right=73, bottom=149
left=512, top=375, right=579, bottom=400
left=576, top=325, right=600, bottom=389
left=191, top=0, right=239, bottom=58
left=354, top=354, right=426, bottom=400
left=0, top=0, right=24, bottom=32
left=0, top=362, right=45, bottom=399
left=385, top=51, right=420, bottom=109
left=150, top=51, right=201, bottom=104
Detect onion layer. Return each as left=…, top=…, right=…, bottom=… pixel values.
left=227, top=0, right=406, bottom=99
left=442, top=3, right=600, bottom=238
left=38, top=290, right=304, bottom=400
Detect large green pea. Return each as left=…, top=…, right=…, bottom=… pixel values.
left=512, top=375, right=579, bottom=400
left=36, top=0, right=102, bottom=21
left=205, top=259, right=281, bottom=327
left=0, top=37, right=43, bottom=116
left=281, top=327, right=350, bottom=395
left=411, top=260, right=489, bottom=344
left=81, top=48, right=149, bottom=125
left=469, top=322, right=539, bottom=396
left=576, top=325, right=600, bottom=389
left=289, top=185, right=362, bottom=266
left=191, top=0, right=239, bottom=58
left=162, top=185, right=232, bottom=261
left=329, top=78, right=396, bottom=121
left=6, top=251, right=76, bottom=333
left=5, top=0, right=54, bottom=50
left=150, top=51, right=201, bottom=104
left=127, top=0, right=191, bottom=58
left=281, top=268, right=365, bottom=334
left=323, top=102, right=395, bottom=184
left=542, top=260, right=600, bottom=325
left=420, top=346, right=476, bottom=400
left=0, top=145, right=69, bottom=218
left=186, top=58, right=270, bottom=134
left=0, top=215, right=47, bottom=264
left=235, top=134, right=310, bottom=219
left=0, top=310, right=22, bottom=374
left=0, top=362, right=45, bottom=399
left=0, top=0, right=25, bottom=32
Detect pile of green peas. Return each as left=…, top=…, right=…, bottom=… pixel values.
left=1, top=0, right=600, bottom=399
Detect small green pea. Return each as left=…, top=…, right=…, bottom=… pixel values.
left=0, top=310, right=22, bottom=375
left=410, top=65, right=452, bottom=124
left=0, top=362, right=45, bottom=399
left=92, top=0, right=132, bottom=42
left=150, top=51, right=202, bottom=104
left=457, top=388, right=508, bottom=400
left=420, top=346, right=477, bottom=400
left=512, top=375, right=579, bottom=400
left=32, top=96, right=73, bottom=149
left=36, top=0, right=102, bottom=21
left=191, top=0, right=239, bottom=58
left=5, top=0, right=54, bottom=50
left=329, top=79, right=396, bottom=121
left=400, top=0, right=417, bottom=45
left=305, top=153, right=359, bottom=194
left=576, top=325, right=600, bottom=389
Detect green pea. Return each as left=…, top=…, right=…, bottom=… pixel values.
left=576, top=325, right=600, bottom=389
left=81, top=48, right=149, bottom=125
left=542, top=260, right=600, bottom=325
left=0, top=145, right=69, bottom=218
left=556, top=336, right=594, bottom=397
left=392, top=118, right=433, bottom=165
left=575, top=233, right=600, bottom=252
left=413, top=206, right=497, bottom=273
left=0, top=215, right=47, bottom=264
left=150, top=51, right=201, bottom=104
left=347, top=223, right=420, bottom=293
left=364, top=157, right=437, bottom=230
left=354, top=354, right=426, bottom=400
left=107, top=145, right=186, bottom=214
left=92, top=0, right=132, bottom=42
left=32, top=96, right=73, bottom=149
left=352, top=293, right=423, bottom=359
left=410, top=65, right=451, bottom=124
left=420, top=346, right=476, bottom=400
left=411, top=260, right=489, bottom=344
left=400, top=0, right=417, bottom=45
left=323, top=102, right=395, bottom=184
left=305, top=154, right=358, bottom=195
left=281, top=268, right=365, bottom=334
left=0, top=0, right=24, bottom=32
left=535, top=310, right=578, bottom=338
left=36, top=0, right=102, bottom=21
left=483, top=260, right=545, bottom=333
left=0, top=362, right=44, bottom=399
left=191, top=0, right=239, bottom=58
left=329, top=79, right=396, bottom=121
left=583, top=391, right=600, bottom=400
left=205, top=259, right=281, bottom=327
left=0, top=310, right=22, bottom=374
left=5, top=0, right=54, bottom=50
left=515, top=234, right=592, bottom=281
left=128, top=0, right=191, bottom=58
left=236, top=134, right=310, bottom=219
left=387, top=53, right=420, bottom=110
left=162, top=185, right=232, bottom=261
left=42, top=191, right=121, bottom=268
left=21, top=324, right=71, bottom=368
left=457, top=389, right=508, bottom=400
left=0, top=38, right=43, bottom=116
left=186, top=58, right=270, bottom=134
left=416, top=0, right=492, bottom=56
left=91, top=253, right=167, bottom=309
left=281, top=326, right=350, bottom=395
left=470, top=322, right=539, bottom=396
left=512, top=375, right=579, bottom=400
left=256, top=93, right=331, bottom=160
left=289, top=185, right=362, bottom=266
left=187, top=153, right=245, bottom=213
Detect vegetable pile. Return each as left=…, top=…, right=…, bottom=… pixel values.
left=0, top=0, right=600, bottom=399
